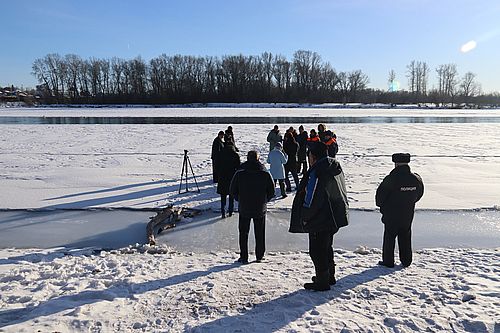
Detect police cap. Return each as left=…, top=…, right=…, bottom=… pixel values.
left=392, top=153, right=411, bottom=163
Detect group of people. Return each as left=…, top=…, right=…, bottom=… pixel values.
left=265, top=124, right=339, bottom=198
left=210, top=124, right=424, bottom=291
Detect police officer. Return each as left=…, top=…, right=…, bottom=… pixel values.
left=376, top=153, right=424, bottom=268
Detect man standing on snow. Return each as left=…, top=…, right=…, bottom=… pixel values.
left=290, top=142, right=349, bottom=291
left=211, top=131, right=225, bottom=183
left=267, top=125, right=283, bottom=152
left=296, top=125, right=308, bottom=174
left=230, top=151, right=275, bottom=264
left=376, top=153, right=424, bottom=268
left=216, top=141, right=240, bottom=218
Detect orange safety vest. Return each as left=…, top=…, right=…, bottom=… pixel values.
left=325, top=137, right=337, bottom=146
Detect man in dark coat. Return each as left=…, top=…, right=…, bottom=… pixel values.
left=216, top=141, right=240, bottom=218
left=283, top=131, right=300, bottom=192
left=290, top=142, right=349, bottom=291
left=267, top=125, right=283, bottom=152
left=211, top=131, right=225, bottom=183
left=225, top=126, right=239, bottom=152
left=376, top=153, right=424, bottom=268
left=296, top=125, right=308, bottom=174
left=230, top=151, right=275, bottom=264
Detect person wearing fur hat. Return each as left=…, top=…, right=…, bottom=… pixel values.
left=267, top=142, right=288, bottom=198
left=376, top=153, right=424, bottom=268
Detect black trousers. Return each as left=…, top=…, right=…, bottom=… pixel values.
left=220, top=194, right=234, bottom=214
left=239, top=215, right=266, bottom=261
left=274, top=179, right=286, bottom=196
left=308, top=231, right=335, bottom=273
left=212, top=159, right=218, bottom=183
left=284, top=165, right=300, bottom=191
left=383, top=225, right=412, bottom=267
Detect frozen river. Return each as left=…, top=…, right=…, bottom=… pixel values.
left=0, top=209, right=498, bottom=251
left=1, top=107, right=499, bottom=251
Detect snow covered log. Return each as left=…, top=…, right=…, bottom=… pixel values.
left=147, top=206, right=201, bottom=245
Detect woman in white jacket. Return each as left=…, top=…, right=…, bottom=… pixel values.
left=267, top=142, right=288, bottom=198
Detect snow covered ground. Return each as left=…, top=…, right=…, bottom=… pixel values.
left=0, top=108, right=499, bottom=332
left=0, top=246, right=498, bottom=332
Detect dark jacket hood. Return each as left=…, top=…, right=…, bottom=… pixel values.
left=311, top=157, right=342, bottom=177
left=240, top=160, right=266, bottom=172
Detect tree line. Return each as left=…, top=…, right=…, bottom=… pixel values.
left=31, top=51, right=499, bottom=106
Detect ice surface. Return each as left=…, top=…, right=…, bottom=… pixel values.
left=0, top=209, right=498, bottom=250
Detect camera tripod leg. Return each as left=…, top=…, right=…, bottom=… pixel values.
left=178, top=154, right=187, bottom=194
left=187, top=156, right=200, bottom=193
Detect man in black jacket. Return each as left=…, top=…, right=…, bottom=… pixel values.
left=290, top=142, right=349, bottom=291
left=296, top=125, right=308, bottom=174
left=230, top=151, right=275, bottom=264
left=216, top=141, right=240, bottom=218
left=211, top=131, right=225, bottom=183
left=376, top=153, right=424, bottom=268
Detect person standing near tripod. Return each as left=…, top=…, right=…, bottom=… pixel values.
left=211, top=131, right=225, bottom=183
left=216, top=141, right=240, bottom=218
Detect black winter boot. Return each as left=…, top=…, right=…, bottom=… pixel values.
left=304, top=270, right=330, bottom=291
left=312, top=262, right=336, bottom=285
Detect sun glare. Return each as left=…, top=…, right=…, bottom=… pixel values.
left=460, top=40, right=477, bottom=53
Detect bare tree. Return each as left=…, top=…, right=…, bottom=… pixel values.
left=65, top=54, right=82, bottom=100
left=460, top=72, right=480, bottom=104
left=348, top=70, right=369, bottom=102
left=436, top=63, right=458, bottom=99
left=406, top=61, right=429, bottom=98
left=272, top=54, right=291, bottom=96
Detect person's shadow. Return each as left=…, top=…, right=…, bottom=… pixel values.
left=0, top=261, right=239, bottom=328
left=191, top=265, right=399, bottom=332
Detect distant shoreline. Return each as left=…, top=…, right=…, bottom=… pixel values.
left=1, top=101, right=499, bottom=110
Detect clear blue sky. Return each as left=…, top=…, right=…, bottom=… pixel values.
left=1, top=0, right=499, bottom=92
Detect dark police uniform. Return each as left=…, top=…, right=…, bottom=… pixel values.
left=375, top=153, right=424, bottom=267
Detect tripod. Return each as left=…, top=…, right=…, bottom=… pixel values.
left=178, top=150, right=200, bottom=194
